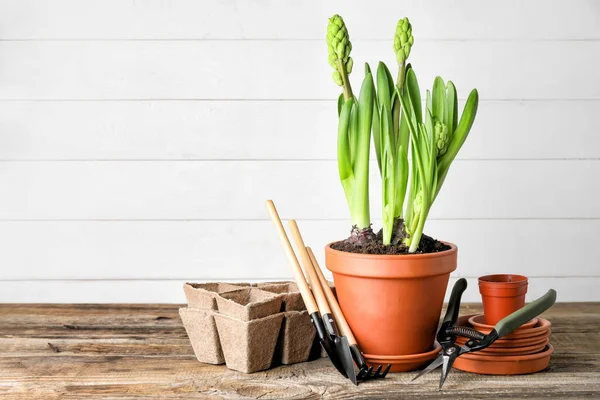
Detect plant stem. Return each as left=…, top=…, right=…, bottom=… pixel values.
left=396, top=62, right=406, bottom=92
left=338, top=60, right=354, bottom=101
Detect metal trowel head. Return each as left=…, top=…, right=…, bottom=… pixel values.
left=334, top=335, right=358, bottom=385
left=319, top=336, right=350, bottom=380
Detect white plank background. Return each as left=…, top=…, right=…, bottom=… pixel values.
left=0, top=0, right=598, bottom=302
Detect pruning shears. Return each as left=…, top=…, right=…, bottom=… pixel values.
left=411, top=278, right=557, bottom=390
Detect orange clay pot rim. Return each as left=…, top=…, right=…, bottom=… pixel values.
left=363, top=342, right=441, bottom=361
left=469, top=314, right=538, bottom=330
left=457, top=314, right=551, bottom=336
left=459, top=315, right=551, bottom=338
left=325, top=242, right=457, bottom=260
left=478, top=274, right=528, bottom=285
left=456, top=331, right=550, bottom=345
left=475, top=338, right=549, bottom=354
left=460, top=344, right=553, bottom=362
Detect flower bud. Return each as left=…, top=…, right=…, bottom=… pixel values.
left=326, top=14, right=353, bottom=85
left=394, top=17, right=413, bottom=64
left=433, top=117, right=450, bottom=156
left=332, top=71, right=343, bottom=86
left=346, top=57, right=353, bottom=74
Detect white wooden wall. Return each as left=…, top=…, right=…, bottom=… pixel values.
left=0, top=0, right=598, bottom=302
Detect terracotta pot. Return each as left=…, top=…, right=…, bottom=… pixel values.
left=455, top=314, right=549, bottom=346
left=453, top=344, right=554, bottom=375
left=475, top=339, right=549, bottom=355
left=472, top=317, right=552, bottom=340
left=325, top=243, right=457, bottom=357
left=456, top=332, right=549, bottom=348
left=469, top=314, right=538, bottom=331
left=479, top=274, right=528, bottom=325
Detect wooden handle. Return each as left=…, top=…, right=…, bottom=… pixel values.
left=288, top=220, right=332, bottom=315
left=264, top=200, right=319, bottom=314
left=307, top=247, right=358, bottom=346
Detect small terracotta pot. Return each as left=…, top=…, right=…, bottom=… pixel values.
left=453, top=344, right=554, bottom=375
left=468, top=317, right=552, bottom=340
left=325, top=243, right=457, bottom=357
left=475, top=339, right=549, bottom=355
left=456, top=333, right=549, bottom=348
left=469, top=314, right=538, bottom=331
left=479, top=274, right=528, bottom=325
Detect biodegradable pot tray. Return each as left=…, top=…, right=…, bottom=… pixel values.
left=183, top=282, right=251, bottom=310
left=179, top=308, right=224, bottom=364
left=216, top=287, right=283, bottom=322
left=274, top=310, right=316, bottom=365
left=214, top=312, right=284, bottom=373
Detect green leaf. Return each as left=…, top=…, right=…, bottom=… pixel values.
left=376, top=62, right=393, bottom=111
left=381, top=103, right=395, bottom=245
left=372, top=101, right=382, bottom=174
left=395, top=145, right=409, bottom=219
left=350, top=68, right=375, bottom=229
left=337, top=99, right=354, bottom=181
left=337, top=93, right=344, bottom=117
left=446, top=81, right=458, bottom=137
left=404, top=68, right=422, bottom=124
left=349, top=101, right=359, bottom=165
left=426, top=90, right=432, bottom=117
left=436, top=88, right=479, bottom=197
left=432, top=76, right=445, bottom=122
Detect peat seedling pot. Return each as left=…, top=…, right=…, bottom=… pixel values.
left=215, top=287, right=283, bottom=321
left=257, top=282, right=305, bottom=312
left=325, top=243, right=457, bottom=358
left=179, top=308, right=225, bottom=364
left=479, top=274, right=528, bottom=325
left=214, top=313, right=284, bottom=373
left=257, top=282, right=316, bottom=365
left=274, top=310, right=316, bottom=365
left=183, top=282, right=252, bottom=309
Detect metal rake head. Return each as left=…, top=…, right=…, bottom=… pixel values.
left=356, top=363, right=391, bottom=381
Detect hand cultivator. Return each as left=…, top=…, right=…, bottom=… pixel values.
left=266, top=200, right=389, bottom=385
left=411, top=278, right=557, bottom=390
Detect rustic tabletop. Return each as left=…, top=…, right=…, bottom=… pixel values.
left=0, top=303, right=598, bottom=399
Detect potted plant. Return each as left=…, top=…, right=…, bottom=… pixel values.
left=324, top=15, right=479, bottom=360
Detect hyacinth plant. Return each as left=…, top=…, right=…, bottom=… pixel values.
left=327, top=15, right=376, bottom=245
left=327, top=15, right=479, bottom=253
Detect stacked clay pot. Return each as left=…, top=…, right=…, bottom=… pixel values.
left=453, top=314, right=553, bottom=375
left=454, top=274, right=553, bottom=375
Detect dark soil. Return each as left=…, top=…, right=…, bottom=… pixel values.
left=331, top=232, right=451, bottom=255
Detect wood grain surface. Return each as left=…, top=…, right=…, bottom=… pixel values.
left=0, top=303, right=598, bottom=399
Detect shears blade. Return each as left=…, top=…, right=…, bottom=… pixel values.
left=438, top=354, right=456, bottom=390
left=410, top=354, right=444, bottom=382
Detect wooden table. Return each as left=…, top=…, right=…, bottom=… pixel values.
left=0, top=303, right=598, bottom=399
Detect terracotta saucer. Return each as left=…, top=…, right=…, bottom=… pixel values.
left=363, top=342, right=441, bottom=373
left=474, top=338, right=549, bottom=356
left=454, top=344, right=554, bottom=375
left=457, top=315, right=551, bottom=340
left=456, top=332, right=549, bottom=348
left=469, top=314, right=538, bottom=331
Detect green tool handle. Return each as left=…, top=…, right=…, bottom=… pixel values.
left=442, top=278, right=467, bottom=324
left=494, top=289, right=557, bottom=338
